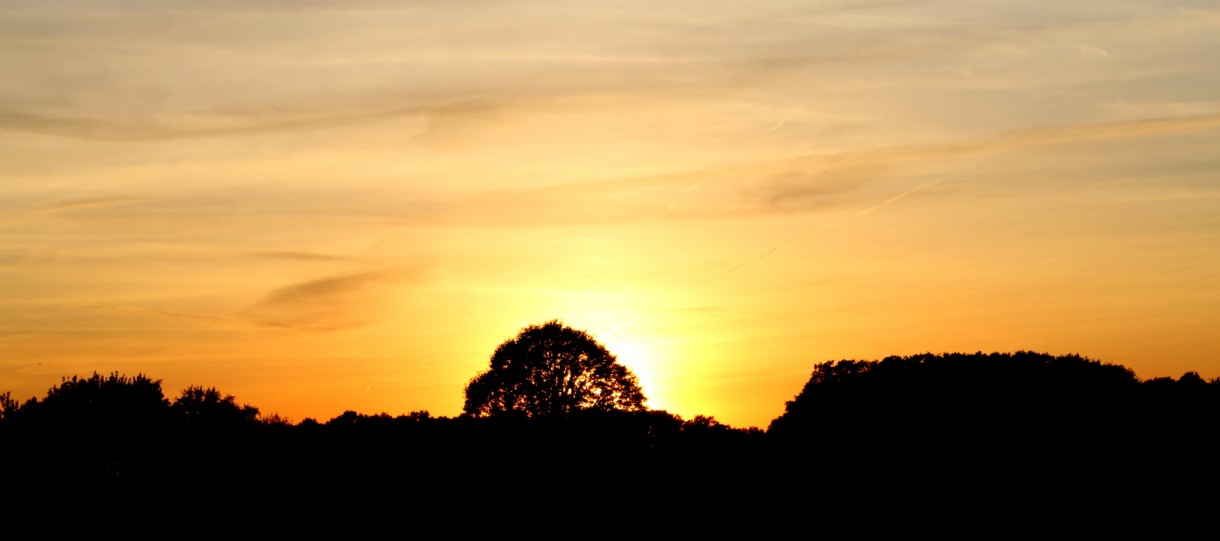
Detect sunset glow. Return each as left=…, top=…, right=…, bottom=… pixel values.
left=3, top=1, right=1219, bottom=428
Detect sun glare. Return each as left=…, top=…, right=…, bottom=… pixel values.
left=597, top=334, right=671, bottom=412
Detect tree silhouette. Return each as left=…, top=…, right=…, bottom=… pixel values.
left=765, top=351, right=1144, bottom=460
left=11, top=372, right=172, bottom=480
left=0, top=391, right=18, bottom=421
left=464, top=320, right=646, bottom=417
left=25, top=371, right=171, bottom=426
left=172, top=385, right=260, bottom=428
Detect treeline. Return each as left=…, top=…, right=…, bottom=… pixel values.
left=770, top=352, right=1220, bottom=473
left=0, top=372, right=760, bottom=488
left=771, top=351, right=1219, bottom=446
left=3, top=351, right=1219, bottom=491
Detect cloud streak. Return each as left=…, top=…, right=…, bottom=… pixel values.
left=251, top=251, right=355, bottom=262
left=0, top=103, right=475, bottom=142
left=37, top=197, right=143, bottom=212
left=101, top=305, right=294, bottom=331
left=258, top=271, right=389, bottom=310
left=249, top=269, right=420, bottom=331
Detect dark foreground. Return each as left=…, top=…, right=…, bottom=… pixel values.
left=3, top=352, right=1217, bottom=526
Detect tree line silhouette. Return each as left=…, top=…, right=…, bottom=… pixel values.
left=3, top=324, right=1219, bottom=500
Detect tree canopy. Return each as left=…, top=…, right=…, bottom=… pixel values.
left=172, top=385, right=260, bottom=427
left=765, top=351, right=1146, bottom=450
left=463, top=320, right=647, bottom=418
left=21, top=371, right=170, bottom=427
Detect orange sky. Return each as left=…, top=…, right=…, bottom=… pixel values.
left=2, top=1, right=1219, bottom=428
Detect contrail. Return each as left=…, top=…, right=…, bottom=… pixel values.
left=767, top=101, right=806, bottom=133
left=602, top=176, right=947, bottom=338
left=857, top=177, right=944, bottom=218
left=603, top=316, right=642, bottom=338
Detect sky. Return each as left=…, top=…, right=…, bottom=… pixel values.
left=2, top=0, right=1218, bottom=428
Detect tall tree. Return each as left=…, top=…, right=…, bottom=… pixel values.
left=464, top=320, right=646, bottom=417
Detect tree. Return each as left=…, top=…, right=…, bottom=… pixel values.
left=464, top=320, right=646, bottom=417
left=25, top=371, right=171, bottom=426
left=171, top=385, right=260, bottom=427
left=12, top=372, right=171, bottom=480
left=0, top=391, right=18, bottom=421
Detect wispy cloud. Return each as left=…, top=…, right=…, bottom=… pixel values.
left=259, top=271, right=389, bottom=309
left=751, top=171, right=864, bottom=212
left=996, top=113, right=1220, bottom=148
left=36, top=197, right=143, bottom=212
left=0, top=104, right=456, bottom=142
left=418, top=112, right=1220, bottom=227
left=251, top=251, right=354, bottom=262
left=781, top=112, right=1220, bottom=174
left=101, top=305, right=293, bottom=331
left=73, top=269, right=419, bottom=333
left=250, top=269, right=419, bottom=331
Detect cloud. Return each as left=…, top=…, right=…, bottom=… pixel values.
left=729, top=112, right=1220, bottom=216
left=259, top=271, right=388, bottom=309
left=101, top=305, right=293, bottom=331
left=37, top=197, right=143, bottom=212
left=251, top=251, right=354, bottom=262
left=751, top=171, right=864, bottom=211
left=73, top=270, right=421, bottom=333
left=0, top=105, right=441, bottom=142
left=781, top=112, right=1220, bottom=172
left=355, top=110, right=1220, bottom=231
left=997, top=113, right=1220, bottom=147
left=250, top=269, right=419, bottom=331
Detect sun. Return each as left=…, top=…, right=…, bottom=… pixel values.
left=598, top=335, right=670, bottom=412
